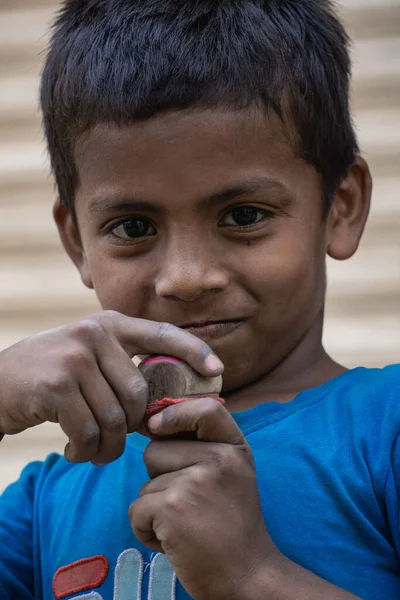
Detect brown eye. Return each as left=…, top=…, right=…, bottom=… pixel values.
left=231, top=207, right=259, bottom=226
left=219, top=206, right=274, bottom=228
left=109, top=218, right=156, bottom=240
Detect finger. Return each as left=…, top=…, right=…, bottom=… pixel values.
left=139, top=471, right=183, bottom=496
left=147, top=397, right=246, bottom=444
left=57, top=389, right=101, bottom=463
left=78, top=365, right=128, bottom=464
left=144, top=439, right=247, bottom=479
left=129, top=494, right=164, bottom=553
left=144, top=440, right=206, bottom=478
left=96, top=340, right=148, bottom=432
left=100, top=312, right=224, bottom=377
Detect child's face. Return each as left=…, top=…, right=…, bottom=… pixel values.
left=58, top=109, right=336, bottom=394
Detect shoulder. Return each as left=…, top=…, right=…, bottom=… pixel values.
left=338, top=363, right=400, bottom=408
left=331, top=364, right=400, bottom=460
left=1, top=452, right=68, bottom=498
left=318, top=365, right=400, bottom=500
left=348, top=363, right=400, bottom=388
left=2, top=432, right=148, bottom=498
left=0, top=453, right=66, bottom=517
left=331, top=363, right=400, bottom=421
left=347, top=364, right=400, bottom=398
left=306, top=365, right=400, bottom=459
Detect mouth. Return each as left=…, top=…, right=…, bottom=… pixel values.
left=181, top=319, right=246, bottom=341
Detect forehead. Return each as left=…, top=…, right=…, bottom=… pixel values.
left=74, top=108, right=318, bottom=204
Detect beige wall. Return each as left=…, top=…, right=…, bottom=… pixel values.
left=0, top=0, right=399, bottom=492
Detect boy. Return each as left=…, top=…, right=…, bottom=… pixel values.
left=0, top=0, right=398, bottom=598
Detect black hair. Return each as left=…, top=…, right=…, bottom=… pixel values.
left=41, top=0, right=359, bottom=213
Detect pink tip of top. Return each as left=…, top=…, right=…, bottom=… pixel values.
left=141, top=355, right=184, bottom=366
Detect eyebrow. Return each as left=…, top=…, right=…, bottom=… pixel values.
left=87, top=176, right=294, bottom=215
left=204, top=177, right=293, bottom=209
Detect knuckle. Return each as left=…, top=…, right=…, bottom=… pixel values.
left=101, top=309, right=120, bottom=321
left=118, top=377, right=148, bottom=424
left=211, top=444, right=237, bottom=474
left=239, top=443, right=256, bottom=467
left=79, top=424, right=100, bottom=449
left=96, top=445, right=125, bottom=465
left=157, top=322, right=177, bottom=344
left=143, top=444, right=151, bottom=463
left=65, top=347, right=94, bottom=370
left=165, top=488, right=183, bottom=511
left=143, top=442, right=156, bottom=470
left=102, top=409, right=126, bottom=434
left=189, top=465, right=209, bottom=486
left=69, top=317, right=106, bottom=344
left=98, top=310, right=122, bottom=330
left=42, top=370, right=70, bottom=396
left=202, top=396, right=223, bottom=416
left=131, top=377, right=149, bottom=403
left=128, top=501, right=136, bottom=522
left=197, top=397, right=223, bottom=427
left=139, top=481, right=151, bottom=497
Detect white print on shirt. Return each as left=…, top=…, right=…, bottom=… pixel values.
left=70, top=550, right=177, bottom=600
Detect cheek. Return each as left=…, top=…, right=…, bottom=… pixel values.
left=249, top=233, right=325, bottom=317
left=86, top=254, right=152, bottom=316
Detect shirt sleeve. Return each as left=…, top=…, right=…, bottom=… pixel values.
left=384, top=430, right=400, bottom=560
left=0, top=460, right=42, bottom=600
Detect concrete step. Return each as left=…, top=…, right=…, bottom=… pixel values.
left=0, top=140, right=49, bottom=183
left=341, top=0, right=400, bottom=39
left=323, top=312, right=400, bottom=368
left=0, top=6, right=52, bottom=57
left=352, top=36, right=400, bottom=110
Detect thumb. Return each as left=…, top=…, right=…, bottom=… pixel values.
left=147, top=397, right=245, bottom=445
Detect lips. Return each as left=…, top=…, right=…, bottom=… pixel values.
left=181, top=319, right=245, bottom=340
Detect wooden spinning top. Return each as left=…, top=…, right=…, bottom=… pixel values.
left=138, top=355, right=224, bottom=434
left=139, top=355, right=223, bottom=404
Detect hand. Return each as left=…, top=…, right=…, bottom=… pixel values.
left=129, top=398, right=280, bottom=600
left=0, top=311, right=223, bottom=465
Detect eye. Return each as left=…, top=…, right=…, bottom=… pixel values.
left=219, top=206, right=275, bottom=228
left=108, top=218, right=156, bottom=240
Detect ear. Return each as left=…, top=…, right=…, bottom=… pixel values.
left=53, top=200, right=94, bottom=289
left=327, top=157, right=372, bottom=260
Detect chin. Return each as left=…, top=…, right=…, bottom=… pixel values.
left=217, top=349, right=259, bottom=395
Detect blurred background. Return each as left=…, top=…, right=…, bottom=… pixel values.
left=0, top=0, right=399, bottom=492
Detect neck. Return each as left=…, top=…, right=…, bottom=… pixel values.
left=225, top=314, right=347, bottom=412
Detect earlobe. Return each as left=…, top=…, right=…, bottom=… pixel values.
left=53, top=200, right=94, bottom=289
left=327, top=157, right=372, bottom=261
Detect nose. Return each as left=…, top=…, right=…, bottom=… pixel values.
left=155, top=237, right=229, bottom=302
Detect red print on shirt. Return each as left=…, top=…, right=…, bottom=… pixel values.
left=52, top=554, right=109, bottom=599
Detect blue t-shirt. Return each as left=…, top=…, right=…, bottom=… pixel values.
left=1, top=365, right=400, bottom=599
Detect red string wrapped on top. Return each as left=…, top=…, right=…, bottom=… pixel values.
left=145, top=396, right=225, bottom=421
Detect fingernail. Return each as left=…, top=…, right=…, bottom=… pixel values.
left=205, top=354, right=224, bottom=372
left=148, top=413, right=163, bottom=432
